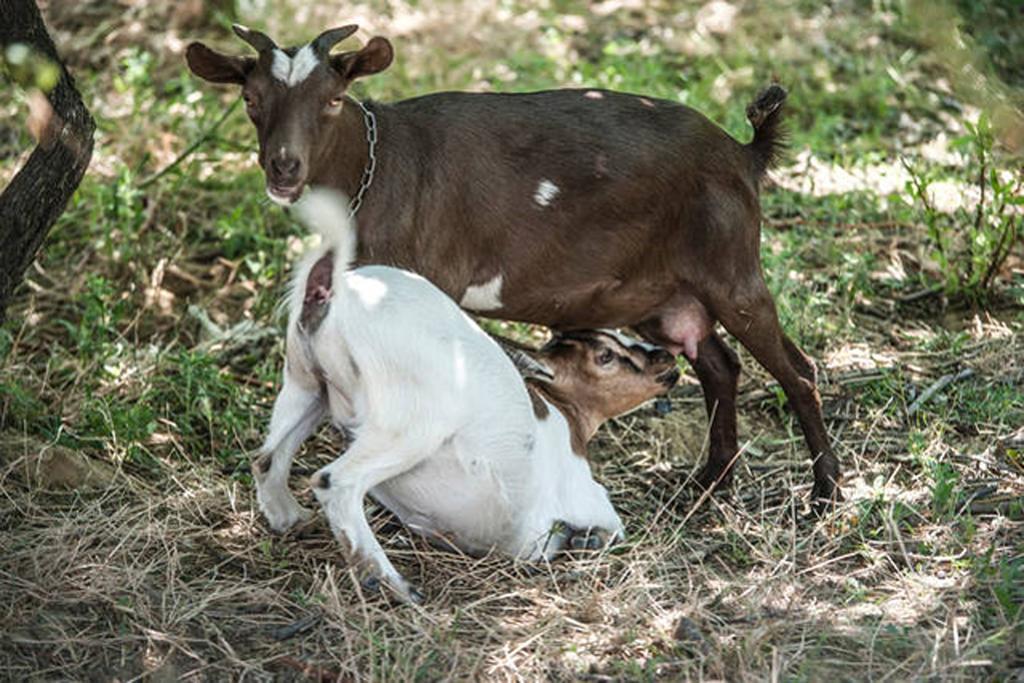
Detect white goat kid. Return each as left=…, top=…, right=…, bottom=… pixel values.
left=254, top=189, right=678, bottom=603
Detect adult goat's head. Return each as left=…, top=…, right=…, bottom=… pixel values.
left=185, top=25, right=393, bottom=205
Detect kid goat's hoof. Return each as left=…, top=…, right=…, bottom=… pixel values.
left=563, top=524, right=620, bottom=553
left=358, top=573, right=424, bottom=605
left=258, top=495, right=314, bottom=534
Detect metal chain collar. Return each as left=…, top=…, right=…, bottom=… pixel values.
left=348, top=99, right=377, bottom=217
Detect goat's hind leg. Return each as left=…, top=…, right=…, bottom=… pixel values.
left=255, top=369, right=325, bottom=532
left=311, top=431, right=436, bottom=604
left=709, top=278, right=842, bottom=509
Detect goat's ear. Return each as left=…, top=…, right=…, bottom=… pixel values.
left=185, top=42, right=253, bottom=85
left=331, top=37, right=394, bottom=81
left=510, top=349, right=556, bottom=383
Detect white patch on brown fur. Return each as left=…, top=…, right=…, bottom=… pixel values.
left=533, top=179, right=560, bottom=207
left=460, top=274, right=504, bottom=311
left=271, top=45, right=319, bottom=87
left=598, top=328, right=658, bottom=354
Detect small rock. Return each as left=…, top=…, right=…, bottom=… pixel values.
left=654, top=398, right=673, bottom=416
left=0, top=434, right=116, bottom=490
left=673, top=615, right=710, bottom=655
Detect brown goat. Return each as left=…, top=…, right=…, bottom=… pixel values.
left=186, top=25, right=842, bottom=507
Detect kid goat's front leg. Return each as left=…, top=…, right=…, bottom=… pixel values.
left=255, top=364, right=325, bottom=533
left=310, top=429, right=436, bottom=604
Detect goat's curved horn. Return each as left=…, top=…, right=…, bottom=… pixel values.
left=311, top=25, right=359, bottom=56
left=232, top=24, right=278, bottom=53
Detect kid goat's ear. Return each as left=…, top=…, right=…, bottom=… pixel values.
left=185, top=42, right=254, bottom=85
left=330, top=37, right=394, bottom=81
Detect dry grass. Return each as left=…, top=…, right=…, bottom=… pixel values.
left=2, top=0, right=1023, bottom=680
left=1, top=330, right=1021, bottom=680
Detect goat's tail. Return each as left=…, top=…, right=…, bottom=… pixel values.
left=745, top=84, right=788, bottom=180
left=293, top=187, right=358, bottom=271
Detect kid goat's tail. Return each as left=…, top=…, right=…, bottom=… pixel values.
left=293, top=187, right=358, bottom=271
left=745, top=84, right=788, bottom=180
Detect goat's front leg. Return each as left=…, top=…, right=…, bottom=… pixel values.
left=310, top=432, right=433, bottom=604
left=255, top=369, right=325, bottom=532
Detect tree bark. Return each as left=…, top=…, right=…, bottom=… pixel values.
left=0, top=0, right=95, bottom=323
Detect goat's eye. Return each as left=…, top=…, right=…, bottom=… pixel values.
left=597, top=349, right=615, bottom=366
left=327, top=94, right=345, bottom=109
left=242, top=94, right=257, bottom=109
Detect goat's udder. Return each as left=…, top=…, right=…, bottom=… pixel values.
left=658, top=299, right=713, bottom=362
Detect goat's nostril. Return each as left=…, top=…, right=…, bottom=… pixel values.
left=270, top=156, right=302, bottom=181
left=652, top=349, right=675, bottom=365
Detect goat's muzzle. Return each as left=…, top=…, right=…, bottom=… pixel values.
left=656, top=367, right=681, bottom=389
left=267, top=182, right=304, bottom=205
left=646, top=346, right=678, bottom=389
left=648, top=348, right=675, bottom=367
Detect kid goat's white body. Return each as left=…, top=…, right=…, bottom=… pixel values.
left=256, top=190, right=621, bottom=597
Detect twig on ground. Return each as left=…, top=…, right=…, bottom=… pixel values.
left=906, top=368, right=976, bottom=417
left=897, top=286, right=943, bottom=303
left=766, top=217, right=916, bottom=231
left=269, top=611, right=322, bottom=642
left=137, top=99, right=242, bottom=189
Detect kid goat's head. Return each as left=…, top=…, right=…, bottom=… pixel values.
left=536, top=330, right=680, bottom=448
left=185, top=25, right=392, bottom=205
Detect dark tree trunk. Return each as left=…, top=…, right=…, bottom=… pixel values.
left=0, top=0, right=95, bottom=323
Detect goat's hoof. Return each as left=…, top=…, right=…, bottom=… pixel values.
left=692, top=464, right=734, bottom=493
left=358, top=573, right=423, bottom=605
left=564, top=525, right=619, bottom=553
left=388, top=576, right=425, bottom=605
left=810, top=483, right=844, bottom=517
left=259, top=496, right=314, bottom=534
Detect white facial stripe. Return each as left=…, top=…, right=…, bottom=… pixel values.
left=598, top=328, right=658, bottom=354
left=271, top=49, right=291, bottom=83
left=271, top=45, right=319, bottom=87
left=533, top=179, right=559, bottom=207
left=460, top=274, right=504, bottom=311
left=289, top=45, right=319, bottom=85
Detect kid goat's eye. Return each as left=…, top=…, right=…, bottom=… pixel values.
left=328, top=95, right=344, bottom=108
left=598, top=349, right=615, bottom=365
